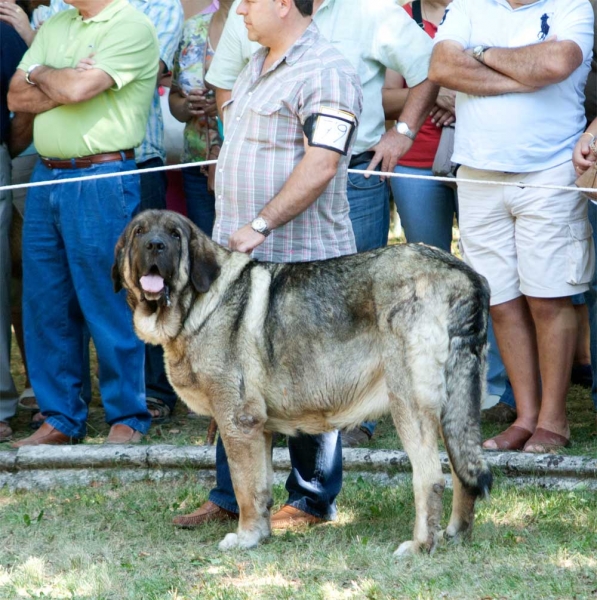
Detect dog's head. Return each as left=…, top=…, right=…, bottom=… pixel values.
left=112, top=210, right=221, bottom=310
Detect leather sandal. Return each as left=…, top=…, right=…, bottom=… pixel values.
left=146, top=397, right=172, bottom=424
left=483, top=425, right=533, bottom=451
left=18, top=388, right=39, bottom=411
left=523, top=427, right=570, bottom=453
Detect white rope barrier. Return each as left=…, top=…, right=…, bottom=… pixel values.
left=1, top=157, right=596, bottom=195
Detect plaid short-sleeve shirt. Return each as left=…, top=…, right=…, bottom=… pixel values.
left=213, top=23, right=362, bottom=263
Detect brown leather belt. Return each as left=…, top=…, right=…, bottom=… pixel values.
left=41, top=149, right=135, bottom=170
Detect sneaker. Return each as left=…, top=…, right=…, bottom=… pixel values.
left=482, top=402, right=517, bottom=424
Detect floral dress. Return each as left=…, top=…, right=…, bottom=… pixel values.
left=172, top=12, right=221, bottom=164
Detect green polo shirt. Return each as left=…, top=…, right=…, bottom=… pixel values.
left=18, top=0, right=159, bottom=158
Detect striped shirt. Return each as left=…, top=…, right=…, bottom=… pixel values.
left=213, top=23, right=362, bottom=263
left=33, top=0, right=183, bottom=163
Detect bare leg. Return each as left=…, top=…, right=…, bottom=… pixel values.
left=573, top=303, right=590, bottom=367
left=484, top=296, right=541, bottom=449
left=524, top=296, right=574, bottom=443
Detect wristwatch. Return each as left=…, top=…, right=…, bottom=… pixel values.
left=395, top=121, right=415, bottom=141
left=25, top=63, right=42, bottom=86
left=250, top=216, right=271, bottom=237
left=472, top=45, right=491, bottom=64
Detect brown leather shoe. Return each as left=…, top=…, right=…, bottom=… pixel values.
left=271, top=505, right=325, bottom=530
left=11, top=422, right=80, bottom=448
left=172, top=500, right=239, bottom=528
left=0, top=421, right=13, bottom=442
left=105, top=424, right=143, bottom=444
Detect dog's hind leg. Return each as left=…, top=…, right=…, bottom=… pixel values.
left=381, top=308, right=448, bottom=556
left=443, top=465, right=477, bottom=544
left=388, top=393, right=445, bottom=557
left=217, top=419, right=272, bottom=550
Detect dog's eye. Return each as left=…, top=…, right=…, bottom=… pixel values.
left=171, top=230, right=181, bottom=240
left=134, top=227, right=143, bottom=237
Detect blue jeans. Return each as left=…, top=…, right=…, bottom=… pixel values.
left=22, top=159, right=150, bottom=439
left=137, top=158, right=177, bottom=412
left=210, top=431, right=342, bottom=520
left=183, top=166, right=215, bottom=237
left=585, top=201, right=597, bottom=411
left=486, top=316, right=516, bottom=409
left=347, top=160, right=390, bottom=252
left=0, top=144, right=17, bottom=422
left=390, top=164, right=457, bottom=253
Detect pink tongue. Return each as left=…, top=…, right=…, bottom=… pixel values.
left=140, top=274, right=165, bottom=293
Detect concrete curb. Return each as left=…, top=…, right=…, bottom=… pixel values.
left=1, top=446, right=596, bottom=491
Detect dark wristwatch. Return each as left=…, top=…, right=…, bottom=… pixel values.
left=250, top=216, right=271, bottom=237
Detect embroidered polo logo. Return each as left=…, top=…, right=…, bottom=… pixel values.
left=538, top=13, right=550, bottom=40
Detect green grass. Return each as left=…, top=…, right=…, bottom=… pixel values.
left=1, top=478, right=596, bottom=599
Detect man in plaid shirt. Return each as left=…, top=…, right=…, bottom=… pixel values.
left=172, top=0, right=363, bottom=530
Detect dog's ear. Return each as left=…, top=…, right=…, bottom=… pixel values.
left=111, top=226, right=128, bottom=293
left=189, top=230, right=221, bottom=294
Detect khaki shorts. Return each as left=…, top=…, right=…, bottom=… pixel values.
left=457, top=161, right=595, bottom=306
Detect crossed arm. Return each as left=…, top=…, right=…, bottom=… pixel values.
left=429, top=39, right=583, bottom=95
left=8, top=64, right=115, bottom=114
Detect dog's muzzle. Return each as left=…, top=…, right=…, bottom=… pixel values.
left=138, top=236, right=173, bottom=305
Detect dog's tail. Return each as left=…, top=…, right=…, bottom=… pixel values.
left=440, top=271, right=493, bottom=499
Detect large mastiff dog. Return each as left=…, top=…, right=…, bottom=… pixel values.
left=113, top=210, right=492, bottom=555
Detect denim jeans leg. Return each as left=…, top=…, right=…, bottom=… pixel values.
left=208, top=435, right=241, bottom=514
left=22, top=161, right=89, bottom=438
left=209, top=431, right=342, bottom=520
left=347, top=162, right=389, bottom=434
left=391, top=164, right=457, bottom=253
left=0, top=144, right=18, bottom=422
left=138, top=159, right=177, bottom=412
left=486, top=316, right=516, bottom=409
left=347, top=162, right=389, bottom=252
left=586, top=201, right=597, bottom=411
left=138, top=158, right=168, bottom=211
left=183, top=166, right=215, bottom=237
left=285, top=431, right=342, bottom=520
left=61, top=161, right=150, bottom=433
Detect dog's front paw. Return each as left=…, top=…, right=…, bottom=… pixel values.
left=218, top=533, right=239, bottom=550
left=443, top=523, right=471, bottom=545
left=218, top=530, right=263, bottom=551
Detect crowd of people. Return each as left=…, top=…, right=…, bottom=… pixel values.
left=0, top=0, right=596, bottom=530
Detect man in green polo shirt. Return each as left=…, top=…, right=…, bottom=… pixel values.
left=9, top=0, right=160, bottom=447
